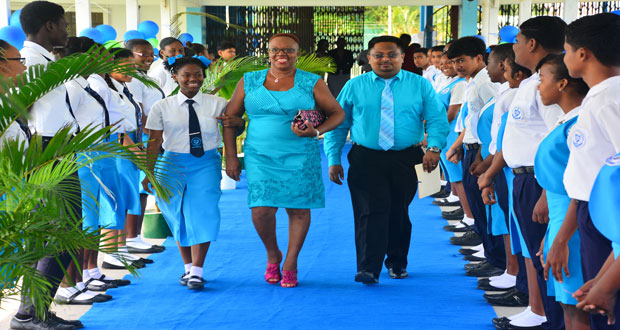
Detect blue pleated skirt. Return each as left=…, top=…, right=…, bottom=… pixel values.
left=505, top=168, right=528, bottom=257
left=543, top=190, right=583, bottom=305
left=439, top=130, right=463, bottom=183
left=156, top=150, right=222, bottom=247
left=488, top=201, right=509, bottom=236
left=139, top=132, right=154, bottom=196
left=77, top=151, right=124, bottom=231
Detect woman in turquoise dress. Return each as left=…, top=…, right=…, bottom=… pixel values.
left=222, top=33, right=345, bottom=287
left=535, top=54, right=590, bottom=329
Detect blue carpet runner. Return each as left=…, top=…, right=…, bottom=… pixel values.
left=80, top=144, right=496, bottom=329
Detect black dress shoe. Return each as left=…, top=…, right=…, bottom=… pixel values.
left=502, top=323, right=543, bottom=330
left=55, top=290, right=111, bottom=305
left=465, top=260, right=487, bottom=270
left=139, top=257, right=154, bottom=264
left=483, top=287, right=519, bottom=299
left=466, top=262, right=504, bottom=277
left=464, top=254, right=486, bottom=262
left=433, top=199, right=461, bottom=207
left=10, top=315, right=76, bottom=330
left=477, top=280, right=515, bottom=291
left=179, top=272, right=189, bottom=286
left=354, top=271, right=378, bottom=284
left=431, top=189, right=450, bottom=198
left=47, top=312, right=83, bottom=329
left=442, top=208, right=464, bottom=219
left=126, top=245, right=163, bottom=254
left=485, top=288, right=529, bottom=307
left=493, top=316, right=511, bottom=326
left=444, top=223, right=473, bottom=233
left=84, top=278, right=115, bottom=291
left=450, top=231, right=482, bottom=246
left=459, top=248, right=479, bottom=255
left=388, top=267, right=408, bottom=279
left=187, top=276, right=205, bottom=290
left=94, top=274, right=130, bottom=287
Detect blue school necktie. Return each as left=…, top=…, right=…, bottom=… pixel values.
left=185, top=99, right=204, bottom=157
left=122, top=85, right=142, bottom=143
left=84, top=85, right=110, bottom=127
left=378, top=78, right=395, bottom=150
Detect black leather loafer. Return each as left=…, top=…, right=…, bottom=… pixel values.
left=485, top=288, right=529, bottom=307
left=465, top=260, right=487, bottom=270
left=451, top=230, right=482, bottom=246
left=466, top=263, right=504, bottom=277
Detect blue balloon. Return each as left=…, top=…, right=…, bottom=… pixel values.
left=153, top=48, right=159, bottom=59
left=0, top=26, right=26, bottom=49
left=9, top=9, right=21, bottom=27
left=124, top=30, right=145, bottom=42
left=79, top=27, right=104, bottom=44
left=138, top=21, right=159, bottom=39
left=499, top=25, right=519, bottom=44
left=178, top=33, right=194, bottom=44
left=96, top=24, right=117, bottom=42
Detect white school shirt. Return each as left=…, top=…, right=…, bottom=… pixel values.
left=423, top=65, right=440, bottom=86
left=21, top=41, right=78, bottom=136
left=564, top=76, right=620, bottom=201
left=126, top=71, right=165, bottom=117
left=502, top=72, right=564, bottom=168
left=87, top=75, right=136, bottom=132
left=433, top=73, right=448, bottom=92
left=1, top=122, right=29, bottom=149
left=449, top=78, right=467, bottom=106
left=146, top=92, right=228, bottom=153
left=148, top=64, right=176, bottom=97
left=462, top=67, right=499, bottom=144
left=66, top=77, right=106, bottom=131
left=110, top=78, right=139, bottom=131
left=489, top=83, right=516, bottom=155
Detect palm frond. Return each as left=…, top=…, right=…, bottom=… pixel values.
left=296, top=53, right=336, bottom=75
left=170, top=11, right=247, bottom=38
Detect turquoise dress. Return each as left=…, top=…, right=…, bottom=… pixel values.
left=535, top=114, right=583, bottom=305
left=243, top=69, right=325, bottom=209
left=590, top=153, right=620, bottom=259
left=497, top=111, right=528, bottom=257
left=438, top=77, right=465, bottom=183
left=478, top=99, right=509, bottom=236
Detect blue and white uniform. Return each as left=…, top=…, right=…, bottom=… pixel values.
left=437, top=76, right=466, bottom=183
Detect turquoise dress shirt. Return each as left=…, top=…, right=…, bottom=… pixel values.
left=324, top=70, right=449, bottom=166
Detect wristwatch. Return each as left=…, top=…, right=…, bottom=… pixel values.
left=428, top=146, right=441, bottom=153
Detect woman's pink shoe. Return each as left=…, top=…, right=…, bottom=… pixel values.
left=264, top=262, right=282, bottom=284
left=280, top=270, right=298, bottom=288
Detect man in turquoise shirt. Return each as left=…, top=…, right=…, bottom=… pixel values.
left=324, top=35, right=449, bottom=284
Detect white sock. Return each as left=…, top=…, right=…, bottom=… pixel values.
left=184, top=263, right=192, bottom=273
left=472, top=250, right=485, bottom=258
left=75, top=282, right=86, bottom=291
left=57, top=286, right=78, bottom=297
left=473, top=243, right=484, bottom=251
left=446, top=193, right=460, bottom=202
left=118, top=246, right=129, bottom=253
left=89, top=268, right=102, bottom=280
left=509, top=306, right=532, bottom=321
left=462, top=216, right=475, bottom=226
left=441, top=180, right=447, bottom=186
left=189, top=266, right=203, bottom=278
left=83, top=269, right=91, bottom=281
left=510, top=310, right=546, bottom=327
left=489, top=274, right=517, bottom=289
left=489, top=270, right=508, bottom=282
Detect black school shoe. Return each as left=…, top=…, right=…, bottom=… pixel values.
left=450, top=230, right=482, bottom=246
left=10, top=315, right=77, bottom=330
left=354, top=271, right=379, bottom=284
left=431, top=189, right=450, bottom=198
left=466, top=262, right=504, bottom=277
left=485, top=288, right=529, bottom=307
left=187, top=276, right=205, bottom=290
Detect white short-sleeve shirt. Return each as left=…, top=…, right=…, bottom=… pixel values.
left=462, top=67, right=499, bottom=144
left=87, top=75, right=137, bottom=132
left=66, top=77, right=106, bottom=131
left=1, top=121, right=29, bottom=149
left=449, top=79, right=467, bottom=106
left=21, top=41, right=78, bottom=136
left=148, top=64, right=177, bottom=97
left=502, top=72, right=564, bottom=168
left=126, top=71, right=165, bottom=117
left=489, top=83, right=516, bottom=155
left=564, top=76, right=620, bottom=201
left=423, top=65, right=440, bottom=86
left=146, top=92, right=228, bottom=153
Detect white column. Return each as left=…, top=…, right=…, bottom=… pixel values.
left=160, top=0, right=171, bottom=38
left=0, top=0, right=10, bottom=27
left=126, top=0, right=139, bottom=31
left=563, top=0, right=579, bottom=23
left=75, top=0, right=91, bottom=33
left=488, top=0, right=499, bottom=44
left=481, top=0, right=490, bottom=41
left=519, top=0, right=532, bottom=25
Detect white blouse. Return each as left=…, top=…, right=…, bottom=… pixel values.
left=146, top=92, right=228, bottom=153
left=126, top=71, right=165, bottom=117
left=148, top=64, right=177, bottom=97
left=66, top=77, right=106, bottom=131
left=87, top=75, right=136, bottom=133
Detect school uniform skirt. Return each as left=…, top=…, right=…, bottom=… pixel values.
left=504, top=168, right=528, bottom=257
left=139, top=132, right=154, bottom=196
left=439, top=130, right=463, bottom=183
left=543, top=191, right=583, bottom=305
left=77, top=150, right=124, bottom=231
left=156, top=149, right=222, bottom=247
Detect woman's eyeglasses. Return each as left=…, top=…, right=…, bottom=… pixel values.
left=3, top=58, right=26, bottom=65
left=268, top=48, right=297, bottom=54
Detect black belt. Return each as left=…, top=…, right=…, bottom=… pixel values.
left=511, top=166, right=535, bottom=175
left=353, top=142, right=422, bottom=153
left=463, top=143, right=480, bottom=151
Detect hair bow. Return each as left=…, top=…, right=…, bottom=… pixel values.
left=193, top=55, right=212, bottom=67
left=167, top=54, right=184, bottom=65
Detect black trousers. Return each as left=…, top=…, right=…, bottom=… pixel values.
left=347, top=144, right=424, bottom=276
left=513, top=173, right=564, bottom=330
left=18, top=137, right=80, bottom=317
left=462, top=148, right=506, bottom=269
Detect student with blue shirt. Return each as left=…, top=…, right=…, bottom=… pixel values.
left=324, top=35, right=449, bottom=285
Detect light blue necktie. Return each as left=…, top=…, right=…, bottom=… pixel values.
left=378, top=78, right=395, bottom=150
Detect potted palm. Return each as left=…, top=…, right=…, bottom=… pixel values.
left=0, top=46, right=173, bottom=319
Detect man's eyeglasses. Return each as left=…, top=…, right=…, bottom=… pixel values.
left=3, top=58, right=26, bottom=65
left=369, top=53, right=401, bottom=59
left=268, top=48, right=297, bottom=54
